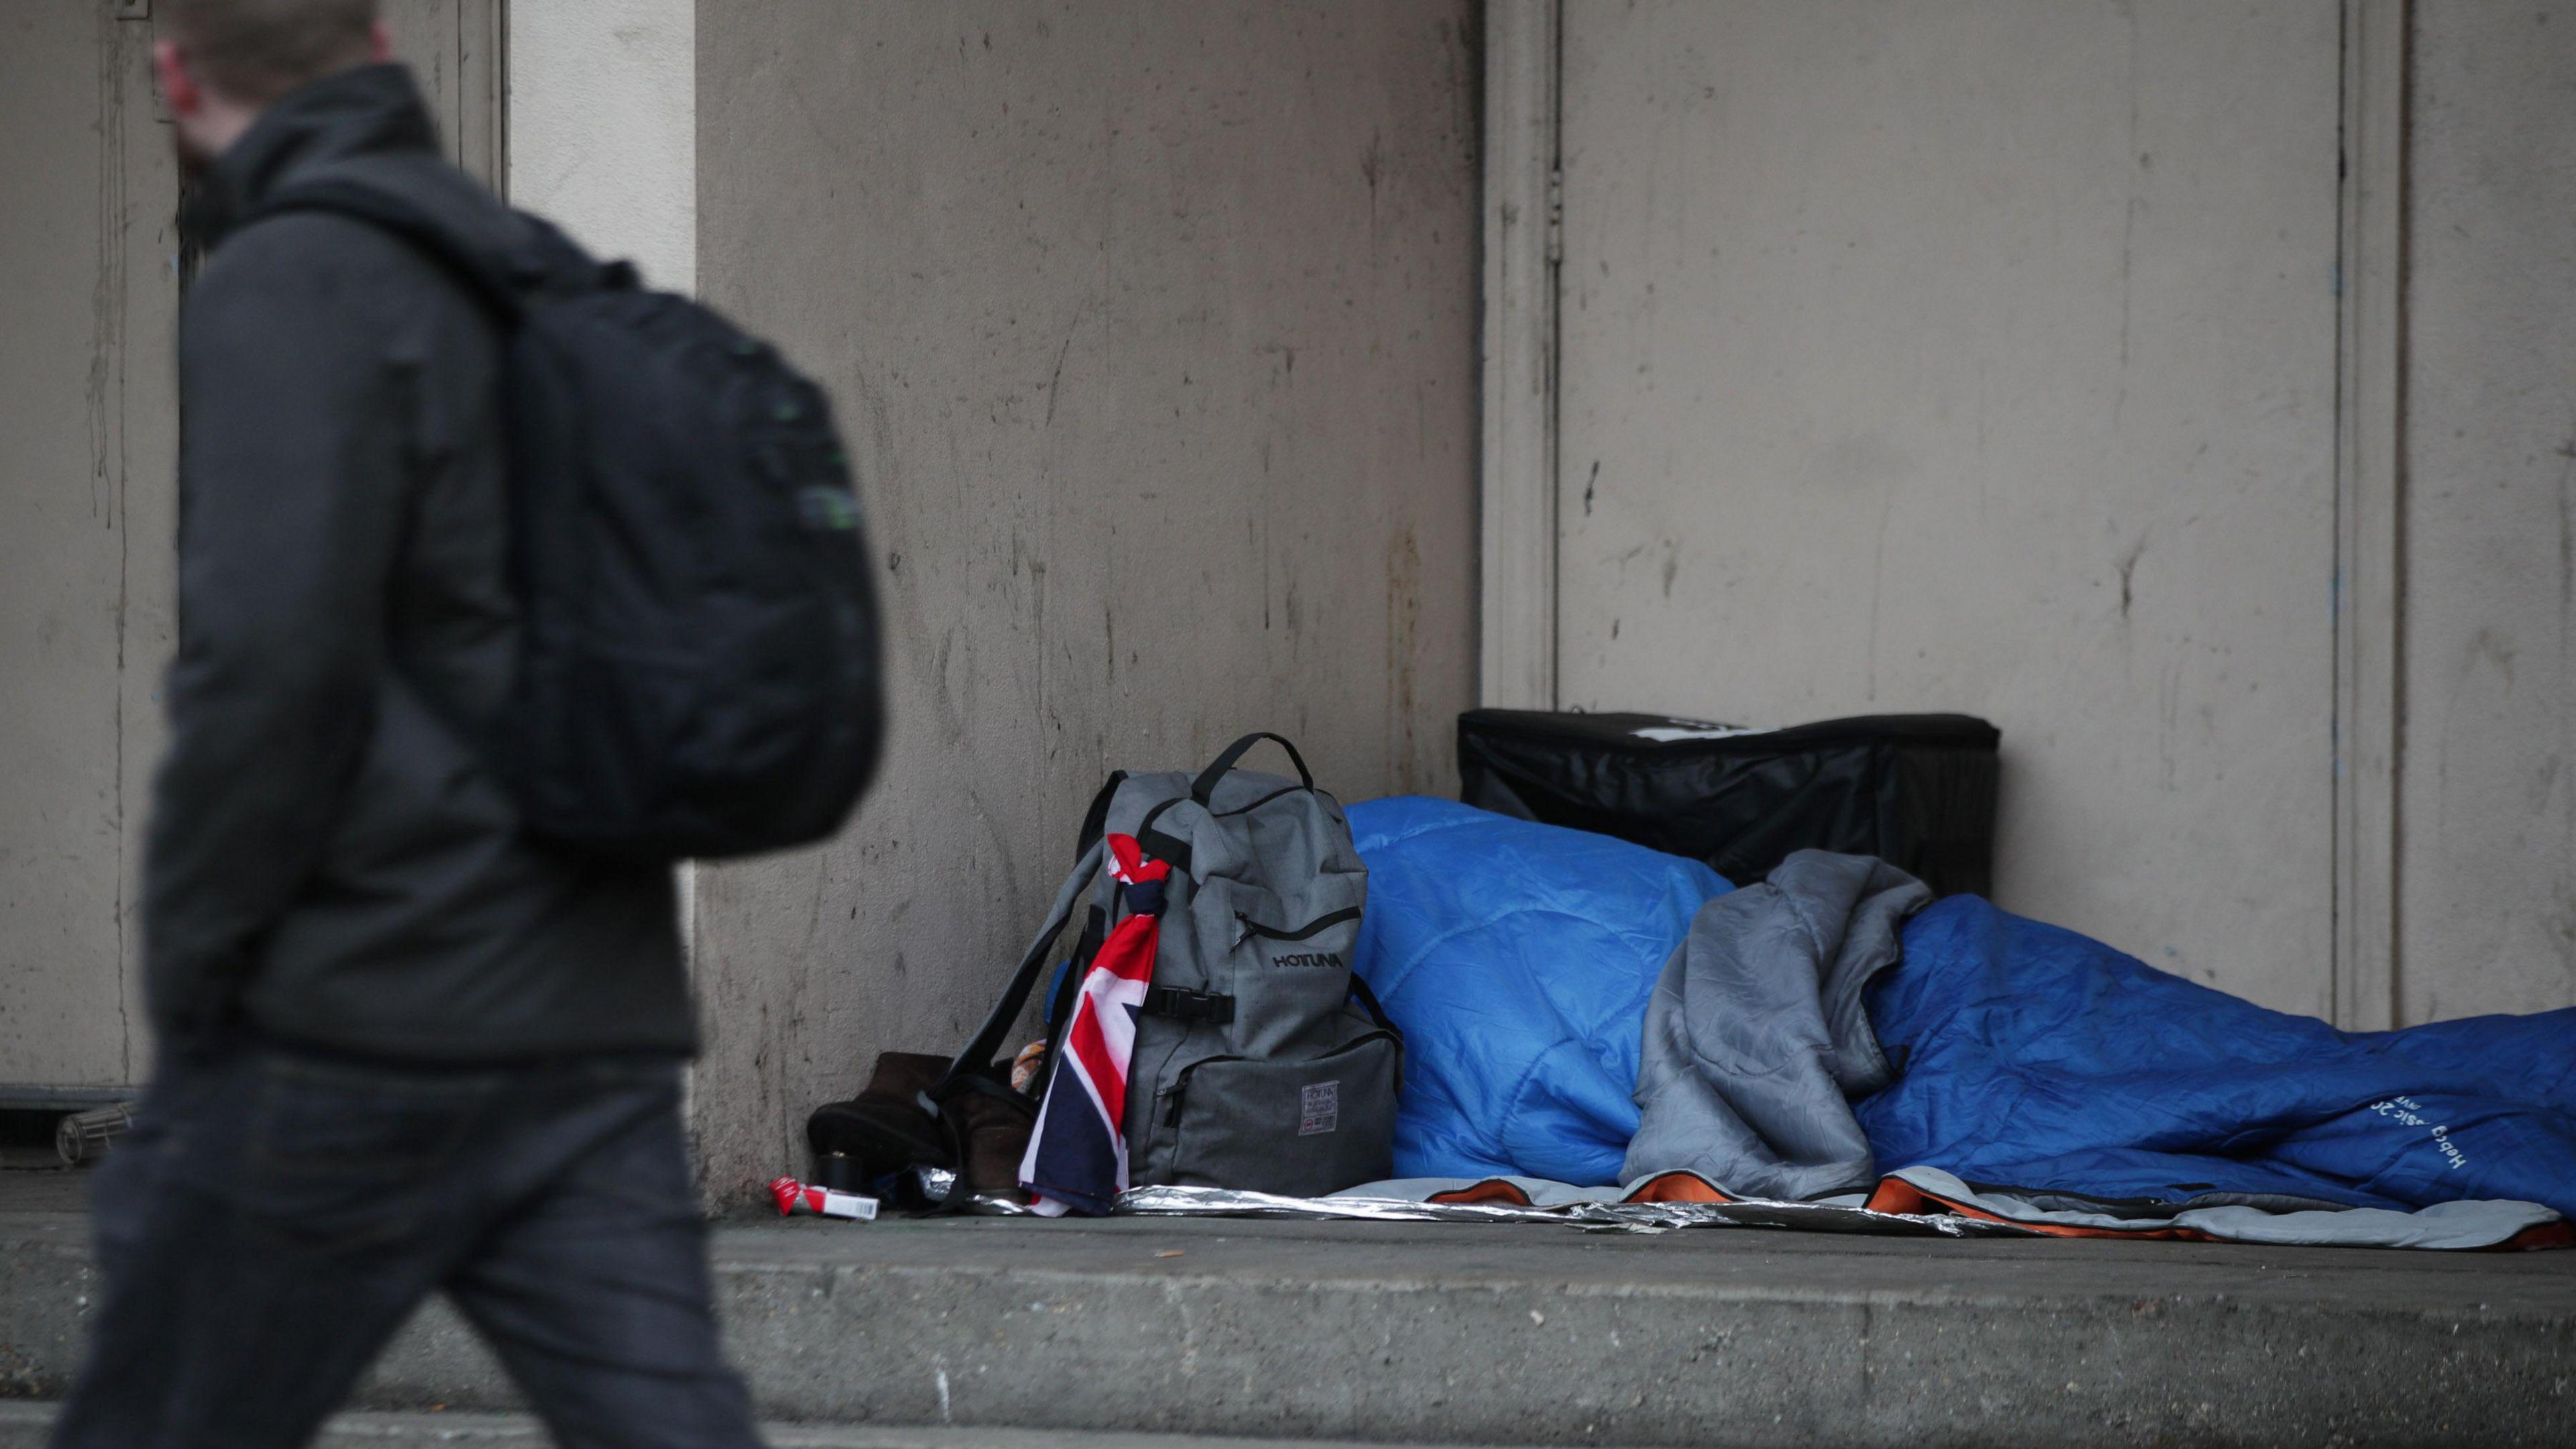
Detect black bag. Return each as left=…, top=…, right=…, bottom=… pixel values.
left=1457, top=710, right=2000, bottom=896
left=806, top=1052, right=1034, bottom=1206
left=252, top=179, right=884, bottom=861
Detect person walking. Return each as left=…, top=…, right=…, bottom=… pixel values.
left=50, top=3, right=786, bottom=1445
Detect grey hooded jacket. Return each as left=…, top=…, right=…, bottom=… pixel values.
left=145, top=64, right=690, bottom=1061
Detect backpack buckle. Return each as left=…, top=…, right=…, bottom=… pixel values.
left=1141, top=987, right=1235, bottom=1025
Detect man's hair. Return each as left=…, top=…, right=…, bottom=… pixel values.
left=161, top=0, right=380, bottom=105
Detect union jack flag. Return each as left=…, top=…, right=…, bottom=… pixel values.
left=1020, top=833, right=1170, bottom=1215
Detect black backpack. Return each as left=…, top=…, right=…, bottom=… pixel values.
left=253, top=178, right=883, bottom=861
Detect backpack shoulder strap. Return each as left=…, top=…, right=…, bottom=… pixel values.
left=929, top=833, right=1107, bottom=1108
left=1075, top=771, right=1128, bottom=855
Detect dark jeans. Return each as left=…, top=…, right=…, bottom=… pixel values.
left=50, top=1043, right=763, bottom=1449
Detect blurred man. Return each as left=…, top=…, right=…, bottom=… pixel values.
left=50, top=3, right=763, bottom=1445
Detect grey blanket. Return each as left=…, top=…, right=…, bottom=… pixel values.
left=1621, top=851, right=1932, bottom=1197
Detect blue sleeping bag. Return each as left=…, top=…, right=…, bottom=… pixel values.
left=1346, top=796, right=1729, bottom=1183
left=1860, top=897, right=2576, bottom=1217
left=1352, top=796, right=2576, bottom=1216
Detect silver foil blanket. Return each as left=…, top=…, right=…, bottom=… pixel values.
left=1114, top=1183, right=2029, bottom=1236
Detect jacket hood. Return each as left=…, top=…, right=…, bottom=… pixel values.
left=184, top=64, right=441, bottom=252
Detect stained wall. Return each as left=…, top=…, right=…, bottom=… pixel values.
left=687, top=1, right=1481, bottom=1197
left=2398, top=1, right=2576, bottom=1021
left=1550, top=0, right=2344, bottom=1014
left=0, top=1, right=500, bottom=1091
left=0, top=7, right=174, bottom=1091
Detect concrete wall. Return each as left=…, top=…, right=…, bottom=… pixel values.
left=380, top=0, right=504, bottom=184
left=9, top=0, right=2559, bottom=1169
left=0, top=3, right=496, bottom=1091
left=504, top=0, right=694, bottom=294
left=1536, top=0, right=2576, bottom=1026
left=1550, top=0, right=2343, bottom=1014
left=688, top=1, right=1481, bottom=1200
left=0, top=6, right=176, bottom=1090
left=2399, top=1, right=2576, bottom=1021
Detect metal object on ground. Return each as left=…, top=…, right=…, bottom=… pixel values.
left=911, top=1165, right=1045, bottom=1216
left=55, top=1105, right=134, bottom=1166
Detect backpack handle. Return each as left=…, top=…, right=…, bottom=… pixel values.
left=1191, top=732, right=1313, bottom=806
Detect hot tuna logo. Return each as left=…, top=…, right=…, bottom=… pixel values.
left=1272, top=951, right=1346, bottom=969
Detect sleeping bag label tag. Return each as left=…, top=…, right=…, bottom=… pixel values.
left=1299, top=1081, right=1339, bottom=1136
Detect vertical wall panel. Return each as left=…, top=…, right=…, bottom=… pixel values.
left=0, top=7, right=178, bottom=1088
left=1552, top=1, right=2343, bottom=1012
left=2398, top=2, right=2576, bottom=1021
left=0, top=4, right=492, bottom=1090
left=692, top=1, right=1480, bottom=1200
left=504, top=0, right=693, bottom=293
left=382, top=0, right=504, bottom=183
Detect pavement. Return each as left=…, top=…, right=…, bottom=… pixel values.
left=0, top=1401, right=1461, bottom=1449
left=3, top=1166, right=2572, bottom=1446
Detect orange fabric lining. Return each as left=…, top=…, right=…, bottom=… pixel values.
left=2498, top=1220, right=2576, bottom=1252
left=1871, top=1175, right=2214, bottom=1242
left=1862, top=1177, right=1935, bottom=1216
left=1872, top=1175, right=2573, bottom=1250
left=1425, top=1179, right=1536, bottom=1207
left=1622, top=1172, right=1735, bottom=1204
left=1426, top=1174, right=1738, bottom=1207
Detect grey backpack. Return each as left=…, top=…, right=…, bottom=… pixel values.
left=936, top=733, right=1401, bottom=1209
